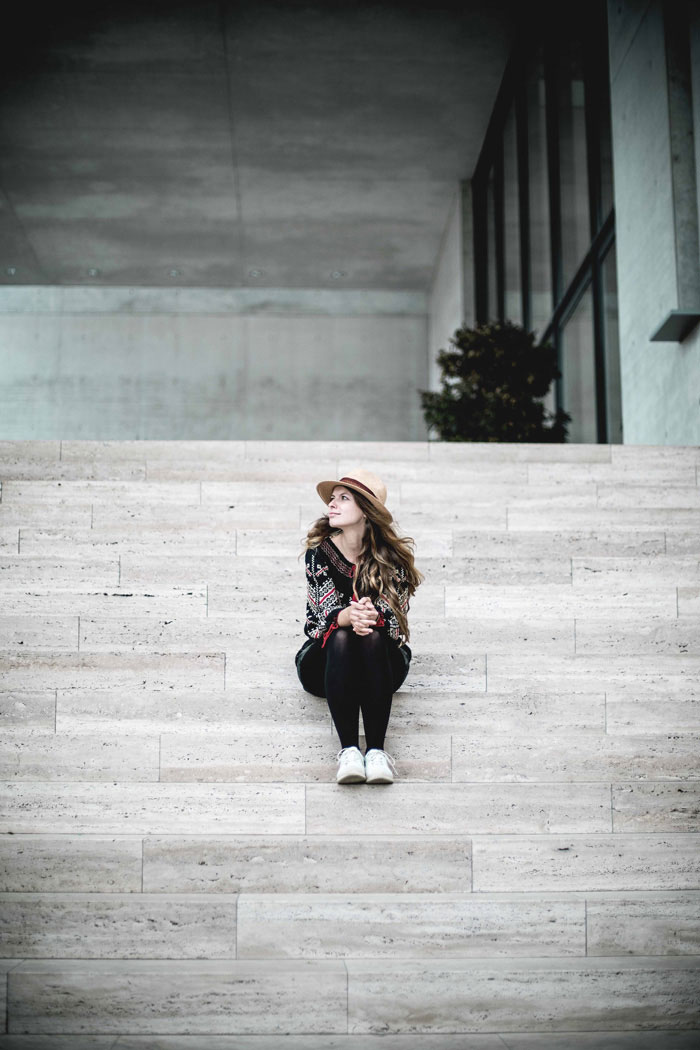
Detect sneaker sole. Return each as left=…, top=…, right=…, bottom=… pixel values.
left=365, top=775, right=394, bottom=784
left=337, top=772, right=366, bottom=784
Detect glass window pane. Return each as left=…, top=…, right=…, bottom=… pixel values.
left=602, top=244, right=622, bottom=442
left=560, top=284, right=597, bottom=443
left=487, top=171, right=498, bottom=321
left=558, top=46, right=590, bottom=289
left=527, top=58, right=552, bottom=337
left=503, top=107, right=522, bottom=324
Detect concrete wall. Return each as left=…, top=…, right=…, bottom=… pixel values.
left=427, top=182, right=476, bottom=393
left=0, top=287, right=429, bottom=440
left=608, top=0, right=700, bottom=444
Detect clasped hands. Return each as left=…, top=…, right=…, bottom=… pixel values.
left=337, top=596, right=379, bottom=636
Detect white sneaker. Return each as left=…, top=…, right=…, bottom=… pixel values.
left=364, top=749, right=396, bottom=784
left=336, top=746, right=366, bottom=784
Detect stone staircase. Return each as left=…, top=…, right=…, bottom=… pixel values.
left=0, top=438, right=698, bottom=1049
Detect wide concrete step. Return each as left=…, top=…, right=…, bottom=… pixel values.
left=4, top=957, right=698, bottom=1034
left=0, top=1034, right=698, bottom=1050
left=2, top=891, right=697, bottom=961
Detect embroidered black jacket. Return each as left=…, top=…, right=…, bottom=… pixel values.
left=303, top=537, right=409, bottom=646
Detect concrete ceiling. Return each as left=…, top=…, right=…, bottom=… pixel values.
left=0, top=1, right=516, bottom=291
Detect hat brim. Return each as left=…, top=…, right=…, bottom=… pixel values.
left=316, top=479, right=393, bottom=523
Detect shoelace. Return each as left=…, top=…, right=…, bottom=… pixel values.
left=366, top=749, right=396, bottom=772
left=337, top=747, right=363, bottom=762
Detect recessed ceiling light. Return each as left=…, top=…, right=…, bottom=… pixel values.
left=87, top=267, right=100, bottom=277
left=330, top=271, right=347, bottom=279
left=6, top=267, right=17, bottom=276
left=248, top=269, right=264, bottom=278
left=168, top=269, right=180, bottom=278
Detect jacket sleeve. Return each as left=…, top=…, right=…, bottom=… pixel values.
left=374, top=566, right=410, bottom=643
left=304, top=546, right=346, bottom=644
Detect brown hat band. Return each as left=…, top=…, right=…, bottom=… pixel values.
left=339, top=476, right=376, bottom=498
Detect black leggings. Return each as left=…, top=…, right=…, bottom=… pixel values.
left=296, top=628, right=409, bottom=751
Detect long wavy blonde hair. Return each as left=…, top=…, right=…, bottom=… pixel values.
left=304, top=488, right=423, bottom=640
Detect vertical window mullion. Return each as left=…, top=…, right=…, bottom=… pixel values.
left=473, top=178, right=489, bottom=324
left=544, top=45, right=563, bottom=310
left=494, top=142, right=505, bottom=321
left=584, top=31, right=603, bottom=239
left=516, top=86, right=531, bottom=332
left=591, top=251, right=608, bottom=442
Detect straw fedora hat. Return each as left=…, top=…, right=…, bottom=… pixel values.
left=316, top=468, right=392, bottom=523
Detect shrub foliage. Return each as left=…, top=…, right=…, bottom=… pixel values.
left=421, top=321, right=570, bottom=442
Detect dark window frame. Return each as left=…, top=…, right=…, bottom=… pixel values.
left=471, top=0, right=619, bottom=443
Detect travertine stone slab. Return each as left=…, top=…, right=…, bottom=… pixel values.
left=306, top=783, right=610, bottom=835
left=452, top=733, right=699, bottom=782
left=587, top=895, right=700, bottom=955
left=666, top=534, right=700, bottom=556
left=507, top=508, right=700, bottom=531
left=60, top=440, right=246, bottom=462
left=598, top=485, right=700, bottom=509
left=0, top=734, right=159, bottom=781
left=56, top=687, right=330, bottom=734
left=1, top=481, right=200, bottom=505
left=346, top=956, right=700, bottom=1032
left=110, top=1035, right=506, bottom=1049
left=339, top=459, right=529, bottom=483
left=78, top=617, right=292, bottom=653
left=7, top=959, right=347, bottom=1034
left=201, top=479, right=334, bottom=503
left=0, top=1036, right=117, bottom=1049
left=0, top=505, right=93, bottom=527
left=606, top=692, right=700, bottom=734
left=571, top=556, right=700, bottom=585
left=0, top=835, right=142, bottom=892
left=486, top=654, right=700, bottom=692
left=612, top=783, right=700, bottom=832
left=0, top=558, right=119, bottom=586
left=417, top=556, right=573, bottom=585
left=471, top=835, right=700, bottom=891
left=143, top=836, right=472, bottom=894
left=89, top=506, right=272, bottom=531
left=0, top=893, right=238, bottom=958
left=206, top=590, right=309, bottom=617
left=245, top=440, right=430, bottom=461
left=236, top=893, right=585, bottom=958
left=610, top=446, right=700, bottom=465
left=160, top=733, right=450, bottom=783
left=399, top=482, right=598, bottom=508
left=403, top=653, right=486, bottom=692
left=235, top=530, right=307, bottom=557
left=0, top=527, right=19, bottom=553
left=0, top=617, right=78, bottom=652
left=148, top=461, right=336, bottom=483
left=0, top=652, right=224, bottom=690
left=0, top=440, right=61, bottom=460
left=452, top=530, right=666, bottom=557
left=118, top=555, right=300, bottom=588
left=0, top=691, right=55, bottom=731
left=500, top=1031, right=700, bottom=1049
left=0, top=783, right=305, bottom=834
left=576, top=618, right=700, bottom=655
left=393, top=691, right=605, bottom=734
left=528, top=461, right=699, bottom=485
left=1, top=591, right=208, bottom=618
left=0, top=460, right=146, bottom=481
left=445, top=584, right=676, bottom=617
left=428, top=443, right=611, bottom=462
left=200, top=482, right=313, bottom=504
left=19, top=529, right=239, bottom=556
left=678, top=587, right=700, bottom=615
left=413, top=619, right=574, bottom=653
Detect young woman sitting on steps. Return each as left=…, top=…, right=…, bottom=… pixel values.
left=295, top=469, right=422, bottom=785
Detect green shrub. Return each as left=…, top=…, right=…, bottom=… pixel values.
left=421, top=321, right=570, bottom=442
